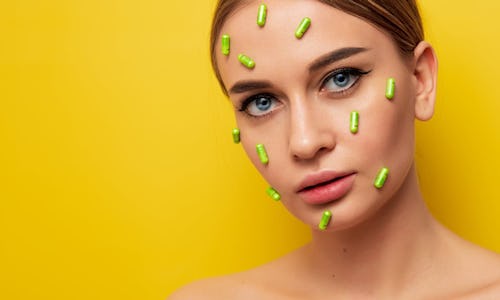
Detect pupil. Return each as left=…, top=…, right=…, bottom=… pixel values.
left=335, top=73, right=348, bottom=86
left=256, top=97, right=271, bottom=111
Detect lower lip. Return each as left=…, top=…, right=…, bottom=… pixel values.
left=298, top=173, right=356, bottom=205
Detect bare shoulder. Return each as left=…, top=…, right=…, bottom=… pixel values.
left=166, top=270, right=282, bottom=300
left=167, top=246, right=308, bottom=300
left=469, top=251, right=500, bottom=299
left=458, top=276, right=500, bottom=300
left=167, top=275, right=239, bottom=300
left=479, top=278, right=500, bottom=298
left=451, top=244, right=500, bottom=299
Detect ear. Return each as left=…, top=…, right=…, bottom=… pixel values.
left=412, top=41, right=438, bottom=121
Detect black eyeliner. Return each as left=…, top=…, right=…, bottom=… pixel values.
left=320, top=67, right=371, bottom=95
left=321, top=67, right=371, bottom=85
left=238, top=93, right=274, bottom=112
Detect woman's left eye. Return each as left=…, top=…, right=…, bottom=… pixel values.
left=321, top=68, right=367, bottom=93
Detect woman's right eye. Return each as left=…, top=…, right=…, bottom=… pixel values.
left=240, top=94, right=280, bottom=117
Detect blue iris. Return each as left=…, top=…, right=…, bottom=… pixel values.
left=255, top=96, right=272, bottom=111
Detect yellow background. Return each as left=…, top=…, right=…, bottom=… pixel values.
left=1, top=0, right=499, bottom=299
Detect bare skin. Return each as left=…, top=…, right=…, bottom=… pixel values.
left=170, top=1, right=500, bottom=299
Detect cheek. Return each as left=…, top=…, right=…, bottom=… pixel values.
left=241, top=139, right=262, bottom=171
left=239, top=127, right=278, bottom=183
left=356, top=75, right=416, bottom=181
left=238, top=116, right=291, bottom=188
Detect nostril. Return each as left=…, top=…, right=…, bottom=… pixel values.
left=291, top=140, right=336, bottom=161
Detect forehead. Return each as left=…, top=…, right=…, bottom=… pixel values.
left=217, top=0, right=394, bottom=87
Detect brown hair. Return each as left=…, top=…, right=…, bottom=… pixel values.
left=210, top=0, right=424, bottom=94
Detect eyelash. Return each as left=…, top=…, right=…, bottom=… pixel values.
left=238, top=93, right=277, bottom=118
left=320, top=67, right=371, bottom=96
left=238, top=67, right=371, bottom=118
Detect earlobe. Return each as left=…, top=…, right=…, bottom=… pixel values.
left=413, top=41, right=438, bottom=121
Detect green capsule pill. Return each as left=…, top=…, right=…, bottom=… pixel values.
left=350, top=111, right=359, bottom=134
left=385, top=78, right=395, bottom=100
left=374, top=167, right=389, bottom=189
left=257, top=4, right=267, bottom=27
left=238, top=54, right=255, bottom=69
left=295, top=17, right=311, bottom=39
left=221, top=34, right=230, bottom=56
left=256, top=144, right=269, bottom=165
left=232, top=128, right=240, bottom=144
left=266, top=187, right=281, bottom=201
left=318, top=210, right=332, bottom=231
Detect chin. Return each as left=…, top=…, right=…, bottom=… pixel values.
left=287, top=187, right=393, bottom=233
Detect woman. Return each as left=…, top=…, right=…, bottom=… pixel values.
left=170, top=0, right=500, bottom=298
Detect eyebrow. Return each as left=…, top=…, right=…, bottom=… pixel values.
left=228, top=47, right=369, bottom=95
left=229, top=80, right=273, bottom=95
left=308, top=47, right=369, bottom=73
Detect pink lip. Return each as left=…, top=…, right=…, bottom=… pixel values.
left=296, top=171, right=356, bottom=205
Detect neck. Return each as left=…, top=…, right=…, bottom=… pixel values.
left=304, top=163, right=445, bottom=296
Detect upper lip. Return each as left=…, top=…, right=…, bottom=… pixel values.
left=296, top=170, right=356, bottom=193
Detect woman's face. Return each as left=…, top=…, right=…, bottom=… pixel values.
left=217, top=0, right=420, bottom=231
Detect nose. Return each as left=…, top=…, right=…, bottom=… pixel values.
left=288, top=99, right=336, bottom=161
